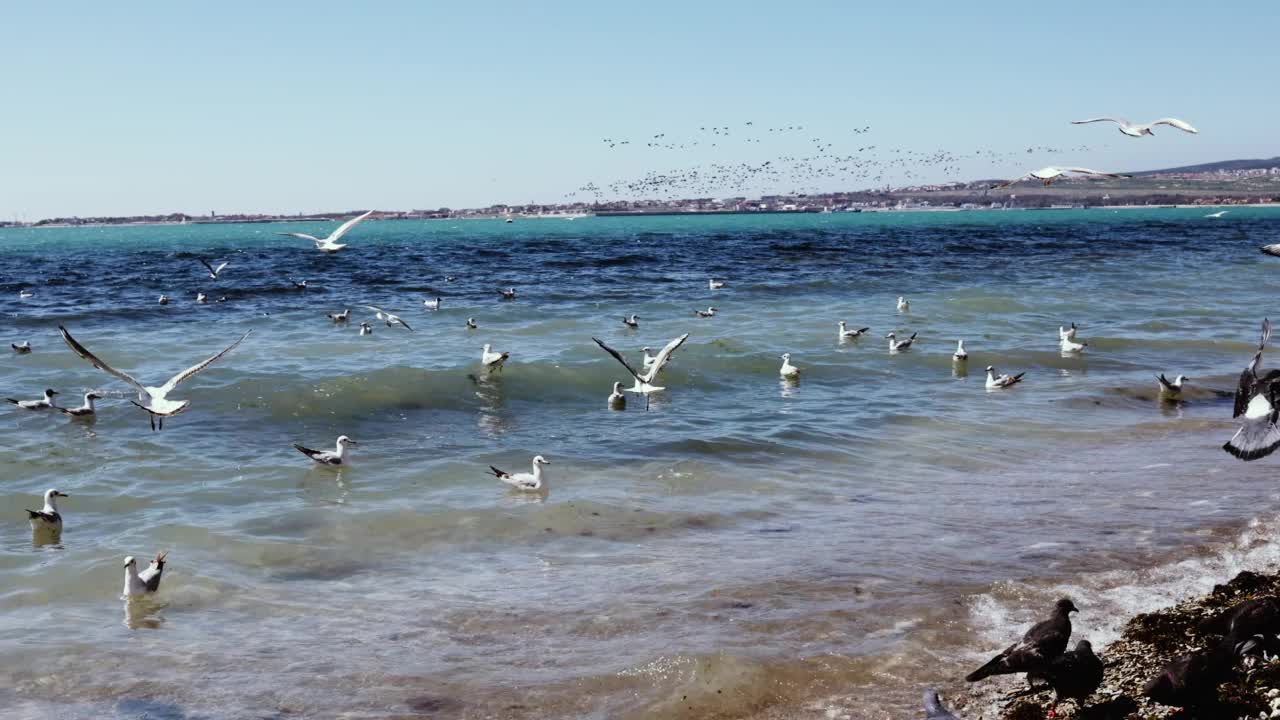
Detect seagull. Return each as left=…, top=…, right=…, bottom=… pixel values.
left=622, top=314, right=640, bottom=329
left=12, top=341, right=31, bottom=354
left=481, top=343, right=509, bottom=372
left=839, top=322, right=870, bottom=341
left=196, top=292, right=208, bottom=304
left=1205, top=210, right=1229, bottom=219
left=993, top=167, right=1130, bottom=189
left=608, top=381, right=626, bottom=410
left=1157, top=373, right=1188, bottom=400
left=886, top=332, right=917, bottom=352
left=363, top=305, right=413, bottom=331
left=18, top=290, right=33, bottom=299
left=294, top=435, right=357, bottom=465
left=966, top=598, right=1078, bottom=688
left=897, top=296, right=910, bottom=312
left=1071, top=116, right=1198, bottom=137
left=1260, top=243, right=1280, bottom=258
left=58, top=392, right=102, bottom=419
left=465, top=318, right=478, bottom=330
left=696, top=307, right=717, bottom=317
left=158, top=294, right=168, bottom=305
left=500, top=287, right=517, bottom=300
left=291, top=279, right=308, bottom=290
left=779, top=353, right=800, bottom=379
left=123, top=552, right=167, bottom=596
left=593, top=333, right=689, bottom=394
left=58, top=325, right=251, bottom=431
left=328, top=308, right=350, bottom=323
left=953, top=339, right=968, bottom=361
left=6, top=388, right=58, bottom=410
left=641, top=347, right=657, bottom=368
left=1060, top=336, right=1088, bottom=353
left=277, top=210, right=372, bottom=253
left=709, top=279, right=725, bottom=290
left=423, top=297, right=442, bottom=310
left=1224, top=318, right=1280, bottom=461
left=445, top=276, right=457, bottom=283
left=198, top=259, right=229, bottom=279
left=26, top=489, right=68, bottom=534
left=358, top=322, right=373, bottom=336
left=986, top=365, right=1025, bottom=390
left=489, top=455, right=550, bottom=492
left=1059, top=322, right=1078, bottom=341
left=922, top=689, right=959, bottom=720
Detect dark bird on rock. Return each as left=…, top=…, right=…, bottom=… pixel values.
left=1197, top=596, right=1280, bottom=654
left=922, top=688, right=960, bottom=719
left=966, top=598, right=1077, bottom=686
left=1041, top=640, right=1104, bottom=714
left=1143, top=642, right=1237, bottom=710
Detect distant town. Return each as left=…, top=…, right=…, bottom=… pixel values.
left=5, top=157, right=1278, bottom=229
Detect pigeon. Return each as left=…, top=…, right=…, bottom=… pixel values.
left=1143, top=643, right=1236, bottom=710
left=966, top=598, right=1077, bottom=686
left=1041, top=640, right=1104, bottom=714
left=1224, top=318, right=1280, bottom=460
left=922, top=689, right=960, bottom=719
left=12, top=341, right=31, bottom=354
left=1197, top=596, right=1280, bottom=653
left=123, top=552, right=167, bottom=596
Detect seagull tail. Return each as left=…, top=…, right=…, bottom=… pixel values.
left=25, top=509, right=39, bottom=519
left=1223, top=421, right=1280, bottom=462
left=292, top=443, right=317, bottom=457
left=5, top=398, right=18, bottom=405
left=153, top=550, right=168, bottom=566
left=488, top=466, right=509, bottom=479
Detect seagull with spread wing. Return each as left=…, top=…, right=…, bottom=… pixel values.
left=277, top=210, right=372, bottom=253
left=199, top=259, right=229, bottom=279
left=592, top=333, right=689, bottom=399
left=363, top=305, right=413, bottom=331
left=992, top=167, right=1130, bottom=189
left=1071, top=116, right=1198, bottom=137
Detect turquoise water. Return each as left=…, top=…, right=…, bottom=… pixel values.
left=2, top=207, right=1280, bottom=718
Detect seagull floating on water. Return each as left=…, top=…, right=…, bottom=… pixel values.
left=291, top=279, right=308, bottom=290
left=1059, top=322, right=1078, bottom=341
left=622, top=314, right=640, bottom=329
left=26, top=489, right=68, bottom=534
left=886, top=332, right=917, bottom=352
left=839, top=322, right=870, bottom=341
left=198, top=259, right=229, bottom=279
left=696, top=307, right=717, bottom=317
left=123, top=552, right=167, bottom=596
left=1205, top=210, right=1229, bottom=219
left=359, top=322, right=373, bottom=336
left=1157, top=373, right=1188, bottom=400
left=481, top=343, right=509, bottom=372
left=709, top=279, right=725, bottom=290
left=500, top=287, right=517, bottom=300
left=1060, top=335, right=1088, bottom=353
left=59, top=325, right=251, bottom=431
left=489, top=455, right=550, bottom=492
left=465, top=318, right=478, bottom=330
left=294, top=435, right=357, bottom=465
left=779, top=353, right=800, bottom=379
left=6, top=388, right=58, bottom=410
left=1224, top=318, right=1280, bottom=461
left=278, top=210, right=372, bottom=253
left=953, top=339, right=968, bottom=361
left=593, top=333, right=689, bottom=395
left=19, top=290, right=33, bottom=299
left=12, top=341, right=31, bottom=354
left=608, top=381, right=626, bottom=410
left=1071, top=116, right=1198, bottom=137
left=58, top=391, right=102, bottom=419
left=897, top=296, right=910, bottom=312
left=641, top=346, right=657, bottom=368
left=993, top=167, right=1130, bottom=189
left=158, top=294, right=168, bottom=305
left=985, top=365, right=1025, bottom=390
left=328, top=308, right=350, bottom=323
left=196, top=293, right=208, bottom=304
left=424, top=297, right=442, bottom=310
left=363, top=305, right=413, bottom=331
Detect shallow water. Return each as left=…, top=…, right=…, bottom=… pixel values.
left=2, top=208, right=1280, bottom=719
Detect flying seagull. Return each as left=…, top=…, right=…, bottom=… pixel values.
left=1071, top=117, right=1198, bottom=137
left=1157, top=373, right=1188, bottom=400
left=294, top=435, right=357, bottom=465
left=1205, top=210, right=1229, bottom=219
left=779, top=353, right=800, bottom=379
left=123, top=552, right=167, bottom=596
left=886, top=332, right=917, bottom=352
left=966, top=597, right=1077, bottom=687
left=993, top=167, right=1130, bottom=189
left=1260, top=243, right=1280, bottom=258
left=839, top=322, right=870, bottom=341
left=58, top=325, right=251, bottom=431
left=6, top=388, right=59, bottom=410
left=363, top=305, right=413, bottom=331
left=985, top=365, right=1025, bottom=390
left=277, top=210, right=372, bottom=253
left=12, top=341, right=31, bottom=354
left=489, top=455, right=550, bottom=492
left=1224, top=318, right=1280, bottom=460
left=26, top=489, right=68, bottom=535
left=922, top=689, right=960, bottom=720
left=196, top=292, right=208, bottom=304
left=199, top=259, right=229, bottom=279
left=593, top=333, right=689, bottom=394
left=58, top=391, right=102, bottom=419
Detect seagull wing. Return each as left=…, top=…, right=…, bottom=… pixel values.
left=640, top=333, right=690, bottom=382
left=1261, top=244, right=1280, bottom=258
left=1158, top=374, right=1176, bottom=392
left=591, top=337, right=642, bottom=381
left=362, top=305, right=386, bottom=315
left=1058, top=167, right=1129, bottom=179
left=326, top=210, right=373, bottom=243
left=58, top=325, right=148, bottom=395
left=1152, top=118, right=1198, bottom=134
left=991, top=173, right=1030, bottom=189
left=214, top=262, right=229, bottom=275
left=294, top=444, right=330, bottom=462
left=1070, top=117, right=1126, bottom=126
left=395, top=317, right=413, bottom=331
left=277, top=232, right=322, bottom=244
left=158, top=330, right=252, bottom=394
left=198, top=259, right=216, bottom=275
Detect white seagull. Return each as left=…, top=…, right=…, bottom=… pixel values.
left=709, top=279, right=725, bottom=290
left=1070, top=116, right=1199, bottom=137
left=954, top=339, right=968, bottom=361
left=291, top=279, right=308, bottom=290
left=1060, top=335, right=1088, bottom=353
left=158, top=294, right=169, bottom=305
left=359, top=322, right=373, bottom=336
left=26, top=489, right=68, bottom=534
left=886, top=332, right=917, bottom=352
left=489, top=455, right=550, bottom=492
left=199, top=259, right=229, bottom=279
left=593, top=333, right=689, bottom=395
left=1059, top=322, right=1078, bottom=341
left=1205, top=210, right=1229, bottom=219
left=993, top=167, right=1130, bottom=189
left=839, top=322, right=870, bottom=340
left=58, top=391, right=102, bottom=419
left=779, top=353, right=800, bottom=379
left=465, top=318, right=478, bottom=330
left=328, top=308, right=350, bottom=323
left=622, top=314, right=640, bottom=329
left=196, top=292, right=208, bottom=304
left=500, top=287, right=517, bottom=300
left=58, top=325, right=251, bottom=431
left=19, top=290, right=33, bottom=299
left=1260, top=244, right=1280, bottom=258
left=985, top=365, right=1025, bottom=390
left=897, top=296, right=910, bottom=312
left=1225, top=319, right=1280, bottom=461
left=363, top=305, right=413, bottom=331
left=608, top=381, right=626, bottom=410
left=481, top=343, right=509, bottom=372
left=696, top=307, right=718, bottom=317
left=424, top=297, right=442, bottom=311
left=1157, top=373, right=1188, bottom=400
left=278, top=210, right=372, bottom=253
left=6, top=388, right=59, bottom=410
left=12, top=341, right=31, bottom=354
left=294, top=435, right=357, bottom=465
left=123, top=552, right=167, bottom=596
left=641, top=346, right=657, bottom=368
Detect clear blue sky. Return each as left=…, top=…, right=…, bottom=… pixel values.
left=2, top=1, right=1275, bottom=219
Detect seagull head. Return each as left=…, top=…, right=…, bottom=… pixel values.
left=337, top=435, right=357, bottom=447
left=780, top=353, right=791, bottom=360
left=86, top=392, right=102, bottom=401
left=885, top=333, right=896, bottom=339
left=1056, top=597, right=1079, bottom=614
left=44, top=388, right=59, bottom=398
left=612, top=381, right=623, bottom=393
left=533, top=455, right=550, bottom=466
left=642, top=346, right=652, bottom=353
left=45, top=489, right=68, bottom=501
left=482, top=343, right=491, bottom=352
left=1175, top=374, right=1188, bottom=385
left=123, top=556, right=137, bottom=569
left=985, top=365, right=995, bottom=373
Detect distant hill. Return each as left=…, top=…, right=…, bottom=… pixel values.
left=1130, top=156, right=1280, bottom=176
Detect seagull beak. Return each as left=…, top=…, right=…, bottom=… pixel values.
left=346, top=440, right=359, bottom=446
